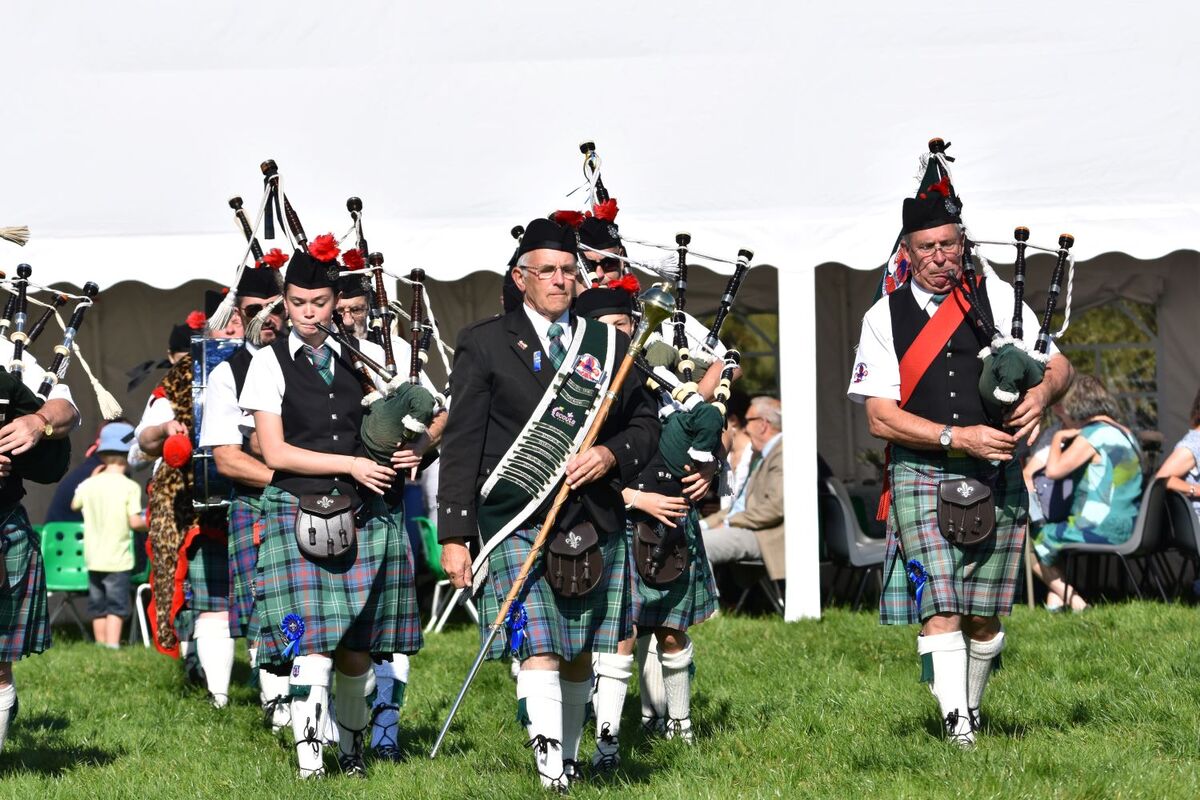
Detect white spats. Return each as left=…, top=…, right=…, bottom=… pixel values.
left=0, top=685, right=15, bottom=753
left=592, top=652, right=634, bottom=766
left=517, top=669, right=565, bottom=790
left=918, top=631, right=973, bottom=748
left=334, top=669, right=373, bottom=759
left=560, top=678, right=592, bottom=763
left=371, top=654, right=410, bottom=753
left=193, top=616, right=234, bottom=708
left=660, top=639, right=695, bottom=743
left=966, top=629, right=1006, bottom=730
left=637, top=635, right=666, bottom=732
left=290, top=655, right=333, bottom=778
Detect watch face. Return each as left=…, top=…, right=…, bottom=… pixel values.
left=940, top=430, right=952, bottom=446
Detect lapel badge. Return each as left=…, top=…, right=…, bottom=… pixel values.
left=533, top=351, right=543, bottom=372
left=517, top=339, right=528, bottom=350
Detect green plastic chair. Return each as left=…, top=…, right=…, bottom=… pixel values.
left=413, top=515, right=478, bottom=633
left=40, top=521, right=91, bottom=639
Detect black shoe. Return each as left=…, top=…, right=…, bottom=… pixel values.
left=563, top=759, right=585, bottom=785
left=968, top=706, right=982, bottom=733
left=338, top=752, right=368, bottom=778
left=183, top=649, right=206, bottom=687
left=373, top=745, right=405, bottom=763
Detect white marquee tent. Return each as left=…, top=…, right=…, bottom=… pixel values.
left=2, top=3, right=1198, bottom=620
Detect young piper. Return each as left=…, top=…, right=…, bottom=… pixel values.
left=576, top=287, right=721, bottom=768
left=239, top=245, right=424, bottom=778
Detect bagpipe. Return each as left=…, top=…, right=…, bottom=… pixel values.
left=0, top=265, right=114, bottom=484
left=955, top=228, right=1076, bottom=420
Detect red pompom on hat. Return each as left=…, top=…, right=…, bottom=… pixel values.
left=590, top=198, right=619, bottom=222
left=308, top=233, right=340, bottom=262
left=259, top=247, right=289, bottom=269
left=606, top=273, right=641, bottom=294
left=162, top=433, right=193, bottom=469
left=342, top=248, right=365, bottom=271
left=185, top=310, right=206, bottom=330
left=550, top=210, right=585, bottom=229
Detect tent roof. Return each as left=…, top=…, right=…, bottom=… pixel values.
left=2, top=3, right=1197, bottom=288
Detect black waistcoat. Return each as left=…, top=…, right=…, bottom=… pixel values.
left=889, top=280, right=994, bottom=428
left=269, top=337, right=368, bottom=504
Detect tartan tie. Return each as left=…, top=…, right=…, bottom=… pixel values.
left=547, top=323, right=567, bottom=370
left=304, top=344, right=334, bottom=385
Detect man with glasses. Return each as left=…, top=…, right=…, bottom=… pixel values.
left=335, top=276, right=371, bottom=338
left=438, top=217, right=658, bottom=791
left=700, top=396, right=785, bottom=576
left=847, top=170, right=1073, bottom=748
left=198, top=266, right=287, bottom=717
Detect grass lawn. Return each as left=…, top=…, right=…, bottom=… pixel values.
left=2, top=602, right=1199, bottom=799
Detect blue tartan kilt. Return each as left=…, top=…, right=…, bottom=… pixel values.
left=227, top=492, right=265, bottom=641
left=478, top=526, right=631, bottom=662
left=255, top=487, right=422, bottom=667
left=629, top=509, right=719, bottom=633
left=0, top=506, right=50, bottom=662
left=183, top=531, right=230, bottom=615
left=879, top=447, right=1027, bottom=625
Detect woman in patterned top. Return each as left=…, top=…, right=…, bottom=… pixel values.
left=1155, top=387, right=1200, bottom=515
left=1031, top=375, right=1143, bottom=611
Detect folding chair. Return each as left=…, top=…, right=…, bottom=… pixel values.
left=40, top=522, right=91, bottom=640
left=822, top=477, right=886, bottom=610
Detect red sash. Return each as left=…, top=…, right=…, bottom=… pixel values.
left=876, top=285, right=971, bottom=521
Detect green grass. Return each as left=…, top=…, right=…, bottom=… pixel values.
left=2, top=603, right=1200, bottom=799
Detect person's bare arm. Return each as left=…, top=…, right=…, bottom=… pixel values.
left=1156, top=447, right=1198, bottom=496
left=138, top=419, right=188, bottom=459
left=212, top=445, right=274, bottom=489
left=0, top=398, right=80, bottom=456
left=864, top=397, right=1017, bottom=462
left=1044, top=429, right=1096, bottom=480
left=253, top=411, right=395, bottom=495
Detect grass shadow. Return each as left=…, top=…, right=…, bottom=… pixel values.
left=19, top=712, right=69, bottom=733
left=0, top=737, right=120, bottom=777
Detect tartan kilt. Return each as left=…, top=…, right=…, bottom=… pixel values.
left=478, top=526, right=631, bottom=662
left=255, top=486, right=422, bottom=667
left=183, top=530, right=230, bottom=615
left=0, top=506, right=51, bottom=661
left=227, top=492, right=266, bottom=641
left=629, top=509, right=718, bottom=632
left=880, top=447, right=1027, bottom=625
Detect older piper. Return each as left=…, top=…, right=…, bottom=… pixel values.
left=438, top=217, right=658, bottom=792
left=848, top=155, right=1073, bottom=747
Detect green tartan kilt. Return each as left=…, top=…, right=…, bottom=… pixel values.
left=478, top=526, right=631, bottom=662
left=227, top=492, right=266, bottom=641
left=879, top=447, right=1027, bottom=626
left=628, top=508, right=718, bottom=632
left=183, top=531, right=230, bottom=615
left=0, top=506, right=51, bottom=661
left=254, top=487, right=422, bottom=666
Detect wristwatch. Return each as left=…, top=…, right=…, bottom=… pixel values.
left=32, top=412, right=52, bottom=438
left=939, top=425, right=954, bottom=450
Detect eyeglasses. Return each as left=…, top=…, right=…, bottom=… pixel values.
left=908, top=239, right=963, bottom=257
left=523, top=264, right=580, bottom=281
left=242, top=304, right=264, bottom=318
left=340, top=305, right=369, bottom=317
left=745, top=417, right=762, bottom=423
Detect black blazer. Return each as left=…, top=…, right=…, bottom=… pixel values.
left=436, top=309, right=659, bottom=542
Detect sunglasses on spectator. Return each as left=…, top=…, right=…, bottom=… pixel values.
left=589, top=256, right=623, bottom=273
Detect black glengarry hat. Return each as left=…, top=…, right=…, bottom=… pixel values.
left=516, top=218, right=577, bottom=258
left=337, top=274, right=369, bottom=299
left=574, top=287, right=633, bottom=320
left=578, top=216, right=622, bottom=251
left=285, top=249, right=338, bottom=290
left=237, top=267, right=281, bottom=299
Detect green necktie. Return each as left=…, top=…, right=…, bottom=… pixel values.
left=547, top=323, right=567, bottom=370
left=305, top=344, right=334, bottom=386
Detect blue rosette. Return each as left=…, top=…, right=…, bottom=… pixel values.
left=905, top=559, right=928, bottom=611
left=506, top=602, right=528, bottom=657
left=280, top=613, right=305, bottom=659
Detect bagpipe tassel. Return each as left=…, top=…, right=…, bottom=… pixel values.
left=0, top=226, right=30, bottom=247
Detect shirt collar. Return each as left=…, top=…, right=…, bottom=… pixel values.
left=908, top=279, right=942, bottom=312
left=287, top=328, right=341, bottom=358
left=522, top=303, right=571, bottom=339
left=761, top=433, right=783, bottom=459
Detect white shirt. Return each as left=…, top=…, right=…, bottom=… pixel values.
left=130, top=390, right=175, bottom=469
left=239, top=329, right=389, bottom=417
left=523, top=303, right=573, bottom=355
left=847, top=274, right=1058, bottom=404
left=0, top=337, right=77, bottom=412
left=384, top=335, right=440, bottom=395
left=656, top=311, right=728, bottom=361
left=199, top=343, right=259, bottom=449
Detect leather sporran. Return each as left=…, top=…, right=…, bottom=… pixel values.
left=295, top=493, right=357, bottom=560
left=937, top=478, right=996, bottom=546
left=546, top=522, right=603, bottom=598
left=633, top=520, right=688, bottom=587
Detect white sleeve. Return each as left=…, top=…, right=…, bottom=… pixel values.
left=238, top=346, right=285, bottom=417
left=357, top=339, right=390, bottom=394
left=846, top=297, right=900, bottom=403
left=389, top=336, right=440, bottom=395
left=2, top=340, right=80, bottom=421
left=199, top=361, right=247, bottom=448
left=984, top=277, right=1060, bottom=356
left=129, top=393, right=175, bottom=466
